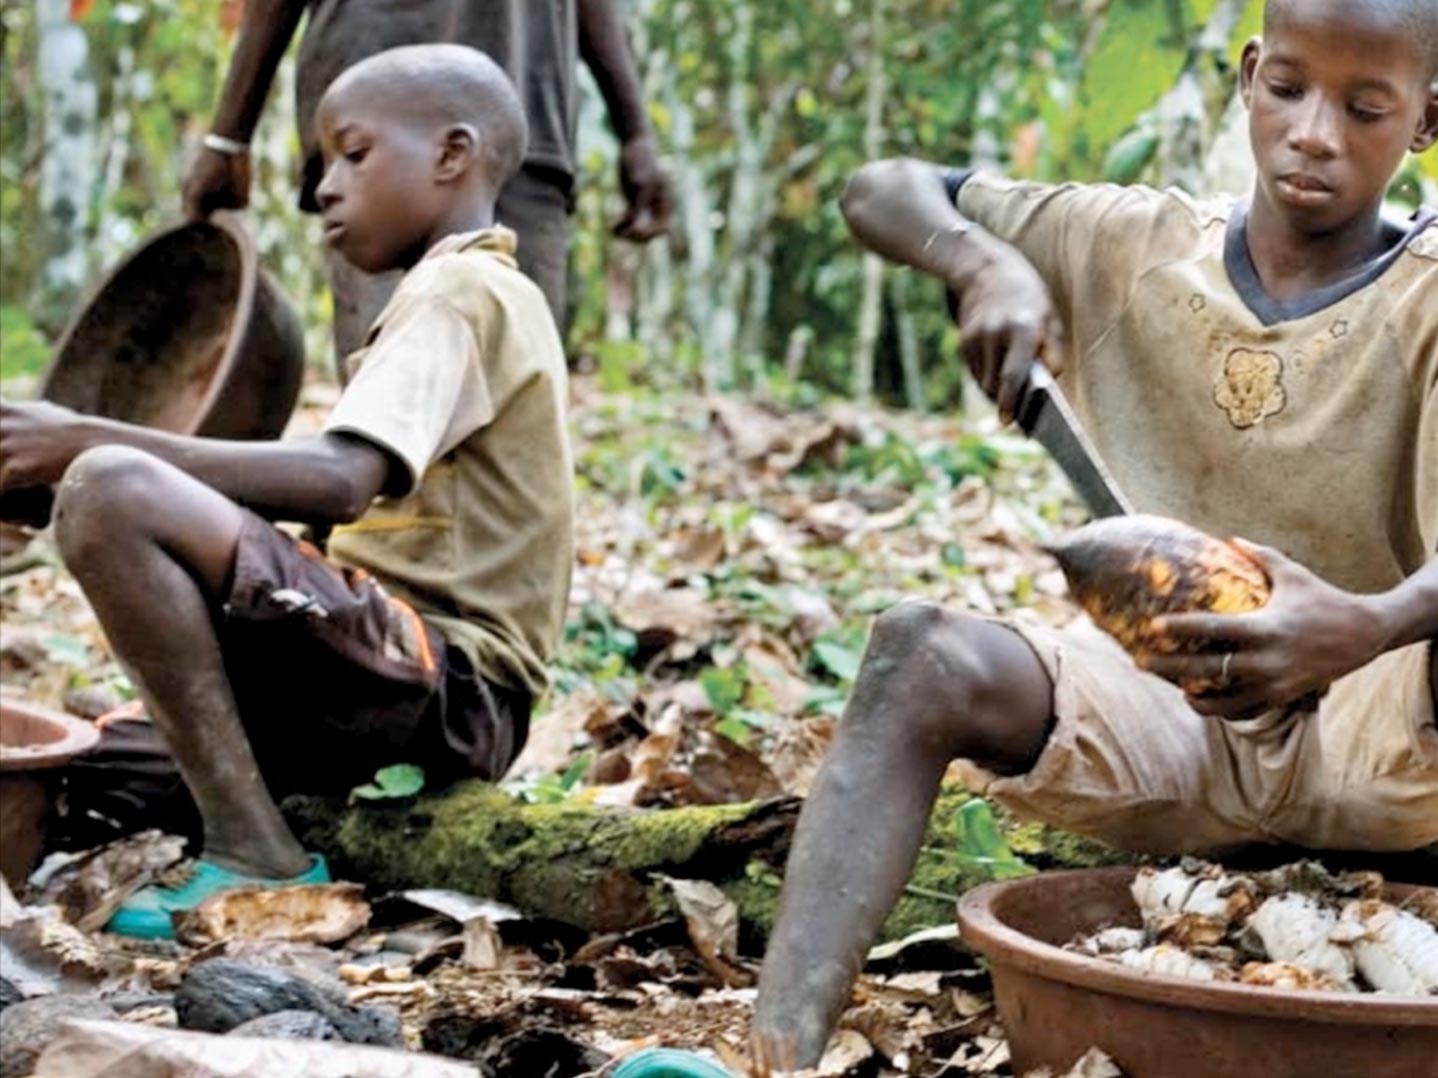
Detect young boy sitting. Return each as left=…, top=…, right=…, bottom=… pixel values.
left=751, top=0, right=1437, bottom=1067
left=0, top=44, right=573, bottom=938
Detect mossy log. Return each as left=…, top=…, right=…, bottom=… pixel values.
left=283, top=781, right=1134, bottom=943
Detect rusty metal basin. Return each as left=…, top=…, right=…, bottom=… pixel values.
left=0, top=697, right=100, bottom=887
left=0, top=213, right=304, bottom=525
left=957, top=866, right=1438, bottom=1078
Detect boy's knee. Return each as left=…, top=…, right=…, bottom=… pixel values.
left=864, top=601, right=1010, bottom=735
left=54, top=445, right=165, bottom=553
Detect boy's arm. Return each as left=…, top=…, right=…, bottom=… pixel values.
left=0, top=399, right=389, bottom=525
left=182, top=0, right=309, bottom=219
left=1145, top=547, right=1438, bottom=720
left=841, top=158, right=1064, bottom=421
left=577, top=0, right=671, bottom=242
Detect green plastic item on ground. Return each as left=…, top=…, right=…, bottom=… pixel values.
left=952, top=797, right=1034, bottom=880
left=610, top=1048, right=736, bottom=1078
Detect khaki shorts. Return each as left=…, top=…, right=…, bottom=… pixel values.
left=955, top=615, right=1438, bottom=855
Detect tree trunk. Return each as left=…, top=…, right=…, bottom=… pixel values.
left=35, top=0, right=98, bottom=327
left=850, top=0, right=888, bottom=401
left=891, top=273, right=924, bottom=412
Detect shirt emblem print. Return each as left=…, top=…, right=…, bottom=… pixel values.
left=1213, top=348, right=1286, bottom=429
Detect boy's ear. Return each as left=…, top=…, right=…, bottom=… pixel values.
left=1412, top=82, right=1438, bottom=154
left=435, top=124, right=480, bottom=183
left=1238, top=37, right=1262, bottom=110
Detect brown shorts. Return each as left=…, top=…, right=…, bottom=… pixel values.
left=219, top=512, right=530, bottom=799
left=954, top=614, right=1438, bottom=855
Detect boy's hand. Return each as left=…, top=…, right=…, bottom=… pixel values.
left=950, top=235, right=1065, bottom=422
left=613, top=134, right=671, bottom=242
left=182, top=147, right=251, bottom=220
left=1141, top=540, right=1387, bottom=720
left=0, top=399, right=91, bottom=492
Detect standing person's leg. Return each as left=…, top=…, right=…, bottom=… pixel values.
left=496, top=163, right=574, bottom=330
left=751, top=601, right=1055, bottom=1071
left=52, top=446, right=312, bottom=879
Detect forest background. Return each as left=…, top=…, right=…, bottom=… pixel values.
left=4, top=0, right=1436, bottom=407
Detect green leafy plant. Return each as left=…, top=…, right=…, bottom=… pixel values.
left=350, top=763, right=426, bottom=804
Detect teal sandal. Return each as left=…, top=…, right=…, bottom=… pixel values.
left=612, top=1049, right=735, bottom=1078
left=105, top=853, right=331, bottom=940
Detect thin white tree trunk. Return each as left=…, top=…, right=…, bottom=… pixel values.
left=851, top=0, right=887, bottom=401
left=891, top=273, right=924, bottom=412
left=36, top=0, right=99, bottom=320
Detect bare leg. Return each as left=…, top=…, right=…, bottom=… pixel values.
left=751, top=601, right=1055, bottom=1070
left=54, top=446, right=310, bottom=878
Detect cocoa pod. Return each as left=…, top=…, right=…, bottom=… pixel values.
left=1046, top=515, right=1270, bottom=666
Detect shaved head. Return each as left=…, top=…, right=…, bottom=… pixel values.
left=1265, top=0, right=1438, bottom=80
left=322, top=44, right=528, bottom=186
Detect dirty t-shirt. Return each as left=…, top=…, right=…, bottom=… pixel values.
left=322, top=227, right=573, bottom=696
left=295, top=0, right=577, bottom=210
left=953, top=172, right=1438, bottom=595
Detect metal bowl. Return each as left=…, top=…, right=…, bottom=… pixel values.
left=957, top=866, right=1438, bottom=1078
left=0, top=213, right=304, bottom=525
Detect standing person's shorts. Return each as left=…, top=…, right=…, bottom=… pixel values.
left=954, top=614, right=1438, bottom=855
left=322, top=162, right=575, bottom=364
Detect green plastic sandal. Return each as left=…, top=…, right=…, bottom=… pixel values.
left=105, top=853, right=331, bottom=940
left=611, top=1048, right=735, bottom=1078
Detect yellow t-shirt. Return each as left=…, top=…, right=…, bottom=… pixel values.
left=322, top=227, right=573, bottom=696
left=956, top=173, right=1438, bottom=594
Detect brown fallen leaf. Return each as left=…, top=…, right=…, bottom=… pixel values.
left=710, top=397, right=792, bottom=463
left=686, top=730, right=782, bottom=806
left=803, top=1029, right=874, bottom=1077
left=1023, top=1046, right=1125, bottom=1078
left=173, top=883, right=370, bottom=946
left=37, top=830, right=187, bottom=932
left=460, top=916, right=503, bottom=971
left=768, top=717, right=836, bottom=798
left=663, top=877, right=751, bottom=988
left=503, top=690, right=608, bottom=780
left=614, top=586, right=722, bottom=658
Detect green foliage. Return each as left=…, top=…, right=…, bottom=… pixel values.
left=0, top=306, right=51, bottom=382
left=350, top=763, right=426, bottom=804
left=809, top=629, right=865, bottom=683
left=508, top=753, right=592, bottom=805
left=949, top=796, right=1034, bottom=879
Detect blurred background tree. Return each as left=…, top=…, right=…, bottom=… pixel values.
left=3, top=0, right=1435, bottom=401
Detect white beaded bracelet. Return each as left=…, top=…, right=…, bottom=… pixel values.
left=203, top=133, right=250, bottom=157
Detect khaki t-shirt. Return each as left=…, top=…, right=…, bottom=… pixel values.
left=322, top=227, right=573, bottom=696
left=955, top=173, right=1438, bottom=595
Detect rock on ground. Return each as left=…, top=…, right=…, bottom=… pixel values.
left=175, top=960, right=402, bottom=1047
left=0, top=995, right=116, bottom=1078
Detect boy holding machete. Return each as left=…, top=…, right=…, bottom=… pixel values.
left=752, top=0, right=1438, bottom=1067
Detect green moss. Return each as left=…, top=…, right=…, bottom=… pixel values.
left=286, top=779, right=1141, bottom=942
left=290, top=781, right=765, bottom=931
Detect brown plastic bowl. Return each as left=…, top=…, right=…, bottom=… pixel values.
left=0, top=697, right=101, bottom=887
left=957, top=866, right=1438, bottom=1078
left=0, top=213, right=304, bottom=525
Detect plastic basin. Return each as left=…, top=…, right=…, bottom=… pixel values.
left=0, top=697, right=101, bottom=886
left=957, top=866, right=1438, bottom=1078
